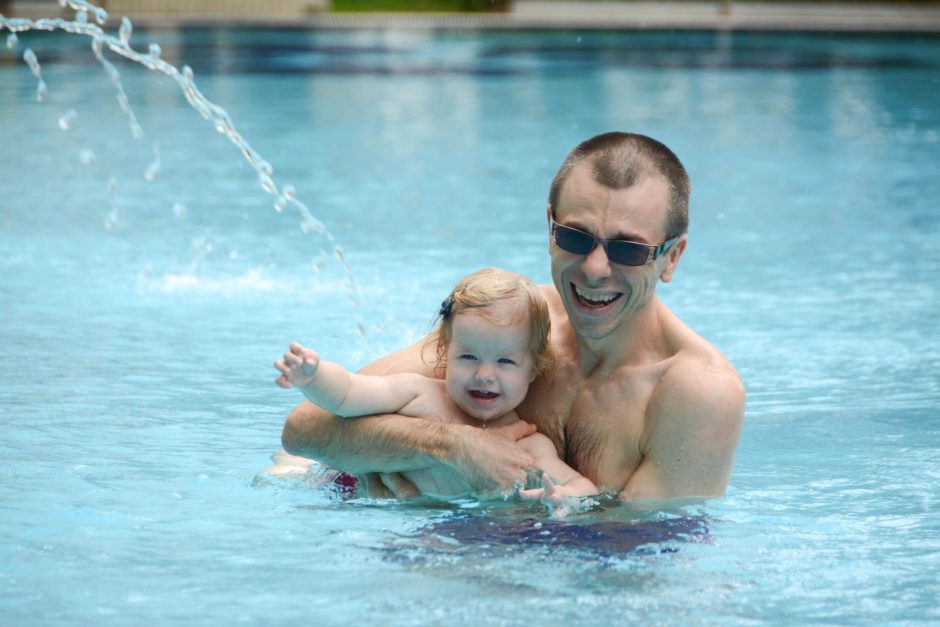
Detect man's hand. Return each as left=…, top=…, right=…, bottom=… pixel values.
left=274, top=342, right=321, bottom=389
left=447, top=422, right=539, bottom=498
left=361, top=472, right=421, bottom=499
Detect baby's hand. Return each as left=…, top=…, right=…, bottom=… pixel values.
left=519, top=472, right=565, bottom=504
left=519, top=473, right=583, bottom=518
left=274, top=342, right=321, bottom=389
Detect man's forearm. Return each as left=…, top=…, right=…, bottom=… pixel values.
left=281, top=401, right=458, bottom=474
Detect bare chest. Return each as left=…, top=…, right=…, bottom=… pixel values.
left=520, top=366, right=658, bottom=491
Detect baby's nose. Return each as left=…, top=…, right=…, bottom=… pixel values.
left=475, top=365, right=495, bottom=383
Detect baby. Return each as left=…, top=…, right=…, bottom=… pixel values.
left=274, top=268, right=597, bottom=507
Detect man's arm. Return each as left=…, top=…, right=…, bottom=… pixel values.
left=280, top=340, right=538, bottom=495
left=619, top=362, right=745, bottom=501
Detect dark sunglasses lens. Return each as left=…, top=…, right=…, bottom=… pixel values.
left=554, top=225, right=596, bottom=255
left=606, top=241, right=649, bottom=266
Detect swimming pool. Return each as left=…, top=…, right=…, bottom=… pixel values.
left=1, top=16, right=938, bottom=625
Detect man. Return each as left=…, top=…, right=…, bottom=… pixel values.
left=280, top=132, right=744, bottom=502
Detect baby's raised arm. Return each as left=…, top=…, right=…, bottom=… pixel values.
left=274, top=342, right=428, bottom=418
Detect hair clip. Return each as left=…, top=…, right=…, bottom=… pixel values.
left=439, top=295, right=454, bottom=319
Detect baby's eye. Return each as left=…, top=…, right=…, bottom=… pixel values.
left=459, top=354, right=477, bottom=361
left=497, top=358, right=517, bottom=366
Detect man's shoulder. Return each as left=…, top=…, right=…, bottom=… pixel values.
left=358, top=338, right=439, bottom=378
left=667, top=348, right=744, bottom=402
left=649, top=303, right=745, bottom=433
left=539, top=284, right=564, bottom=315
left=660, top=300, right=742, bottom=399
left=652, top=341, right=745, bottom=440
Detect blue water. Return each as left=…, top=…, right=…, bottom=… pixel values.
left=1, top=22, right=939, bottom=625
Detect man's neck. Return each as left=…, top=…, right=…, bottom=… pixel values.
left=575, top=295, right=667, bottom=375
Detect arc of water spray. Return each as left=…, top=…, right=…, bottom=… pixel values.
left=1, top=0, right=364, bottom=327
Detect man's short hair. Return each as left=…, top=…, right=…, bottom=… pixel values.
left=549, top=132, right=690, bottom=238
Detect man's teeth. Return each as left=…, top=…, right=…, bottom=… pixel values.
left=574, top=286, right=618, bottom=306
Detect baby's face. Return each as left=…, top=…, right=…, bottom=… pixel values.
left=444, top=309, right=536, bottom=423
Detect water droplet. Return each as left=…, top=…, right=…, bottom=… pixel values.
left=300, top=219, right=325, bottom=235
left=118, top=17, right=132, bottom=45
left=148, top=43, right=161, bottom=59
left=172, top=202, right=187, bottom=217
left=283, top=185, right=296, bottom=201
left=58, top=109, right=77, bottom=130
left=273, top=197, right=286, bottom=213
left=23, top=47, right=37, bottom=67
left=182, top=65, right=194, bottom=82
left=75, top=10, right=88, bottom=23
left=79, top=148, right=96, bottom=164
left=144, top=144, right=161, bottom=181
left=6, top=33, right=18, bottom=50
left=36, top=80, right=47, bottom=102
left=93, top=7, right=109, bottom=25
left=259, top=174, right=276, bottom=195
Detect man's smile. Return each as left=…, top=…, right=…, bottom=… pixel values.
left=571, top=283, right=623, bottom=311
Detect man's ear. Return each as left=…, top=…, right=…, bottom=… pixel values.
left=659, top=235, right=688, bottom=283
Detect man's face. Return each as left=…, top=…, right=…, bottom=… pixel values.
left=549, top=163, right=683, bottom=341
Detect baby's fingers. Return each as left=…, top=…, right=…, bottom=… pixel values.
left=273, top=360, right=294, bottom=388
left=283, top=350, right=303, bottom=367
left=518, top=487, right=545, bottom=500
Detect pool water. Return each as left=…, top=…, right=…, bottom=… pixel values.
left=1, top=21, right=939, bottom=625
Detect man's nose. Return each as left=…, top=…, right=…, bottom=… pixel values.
left=580, top=243, right=613, bottom=280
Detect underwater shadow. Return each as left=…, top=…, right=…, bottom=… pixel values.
left=403, top=509, right=713, bottom=559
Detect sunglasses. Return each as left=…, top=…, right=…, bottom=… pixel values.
left=551, top=218, right=679, bottom=267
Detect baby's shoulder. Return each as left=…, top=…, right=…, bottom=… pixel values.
left=397, top=377, right=461, bottom=423
left=517, top=430, right=559, bottom=458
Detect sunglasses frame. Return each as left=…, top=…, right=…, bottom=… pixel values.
left=550, top=217, right=680, bottom=266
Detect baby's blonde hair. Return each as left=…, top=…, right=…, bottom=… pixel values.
left=423, top=268, right=553, bottom=377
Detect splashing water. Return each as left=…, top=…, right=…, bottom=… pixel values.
left=57, top=108, right=77, bottom=130
left=0, top=0, right=363, bottom=333
left=21, top=47, right=47, bottom=101
left=144, top=143, right=161, bottom=182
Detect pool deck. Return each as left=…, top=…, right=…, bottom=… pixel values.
left=307, top=2, right=940, bottom=33
left=5, top=0, right=940, bottom=32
